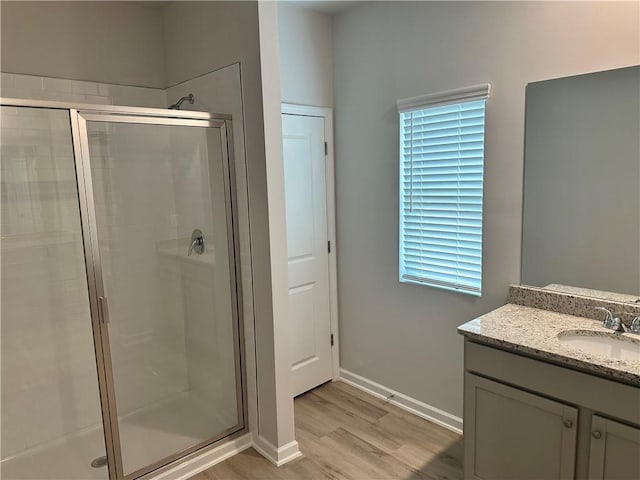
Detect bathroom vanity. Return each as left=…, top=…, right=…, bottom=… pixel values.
left=458, top=286, right=640, bottom=479
left=458, top=65, right=640, bottom=479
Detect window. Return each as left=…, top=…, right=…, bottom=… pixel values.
left=398, top=84, right=490, bottom=296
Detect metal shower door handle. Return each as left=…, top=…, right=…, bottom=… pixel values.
left=188, top=229, right=205, bottom=256
left=98, top=296, right=110, bottom=325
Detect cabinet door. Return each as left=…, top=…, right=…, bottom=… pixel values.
left=589, top=415, right=640, bottom=480
left=464, top=373, right=578, bottom=480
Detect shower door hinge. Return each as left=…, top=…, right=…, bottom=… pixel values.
left=328, top=240, right=331, bottom=254
left=324, top=142, right=328, bottom=156
left=331, top=334, right=334, bottom=346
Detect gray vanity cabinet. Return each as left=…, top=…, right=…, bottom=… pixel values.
left=588, top=415, right=640, bottom=480
left=464, top=373, right=578, bottom=479
left=463, top=340, right=640, bottom=480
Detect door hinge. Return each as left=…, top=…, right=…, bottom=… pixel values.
left=330, top=334, right=334, bottom=346
left=324, top=141, right=328, bottom=156
left=328, top=240, right=331, bottom=254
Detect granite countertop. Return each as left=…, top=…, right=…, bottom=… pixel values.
left=458, top=303, right=640, bottom=386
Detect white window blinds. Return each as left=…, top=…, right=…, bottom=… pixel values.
left=398, top=84, right=490, bottom=296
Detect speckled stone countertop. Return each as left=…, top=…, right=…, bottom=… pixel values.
left=458, top=303, right=640, bottom=386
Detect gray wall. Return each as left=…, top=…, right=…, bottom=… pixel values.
left=332, top=1, right=639, bottom=419
left=522, top=67, right=640, bottom=296
left=0, top=1, right=166, bottom=87
left=277, top=2, right=333, bottom=107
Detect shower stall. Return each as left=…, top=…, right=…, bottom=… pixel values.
left=0, top=98, right=245, bottom=479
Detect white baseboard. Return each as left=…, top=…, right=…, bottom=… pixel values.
left=252, top=434, right=302, bottom=466
left=340, top=368, right=463, bottom=434
left=148, top=433, right=252, bottom=480
left=146, top=432, right=301, bottom=478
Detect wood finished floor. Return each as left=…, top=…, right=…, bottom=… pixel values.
left=192, top=381, right=462, bottom=480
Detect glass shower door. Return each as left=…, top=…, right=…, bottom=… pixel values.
left=78, top=114, right=242, bottom=477
left=1, top=106, right=108, bottom=480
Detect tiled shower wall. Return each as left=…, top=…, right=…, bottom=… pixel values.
left=1, top=72, right=167, bottom=107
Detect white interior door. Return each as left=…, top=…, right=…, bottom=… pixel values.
left=282, top=113, right=333, bottom=397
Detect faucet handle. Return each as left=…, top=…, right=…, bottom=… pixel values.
left=187, top=229, right=204, bottom=256
left=630, top=316, right=640, bottom=334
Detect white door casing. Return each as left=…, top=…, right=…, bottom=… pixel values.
left=282, top=109, right=335, bottom=396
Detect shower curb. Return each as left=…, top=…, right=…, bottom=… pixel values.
left=145, top=433, right=252, bottom=480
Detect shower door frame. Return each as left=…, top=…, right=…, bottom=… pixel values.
left=0, top=98, right=248, bottom=480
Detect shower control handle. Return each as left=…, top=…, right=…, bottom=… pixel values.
left=188, top=229, right=205, bottom=256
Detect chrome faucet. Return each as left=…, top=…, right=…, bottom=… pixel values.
left=594, top=307, right=629, bottom=333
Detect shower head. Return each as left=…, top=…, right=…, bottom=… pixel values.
left=169, top=94, right=195, bottom=110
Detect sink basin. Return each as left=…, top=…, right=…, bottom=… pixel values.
left=558, top=330, right=640, bottom=361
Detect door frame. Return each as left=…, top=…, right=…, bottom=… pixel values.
left=281, top=103, right=340, bottom=383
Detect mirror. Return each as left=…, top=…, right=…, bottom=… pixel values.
left=521, top=66, right=640, bottom=300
